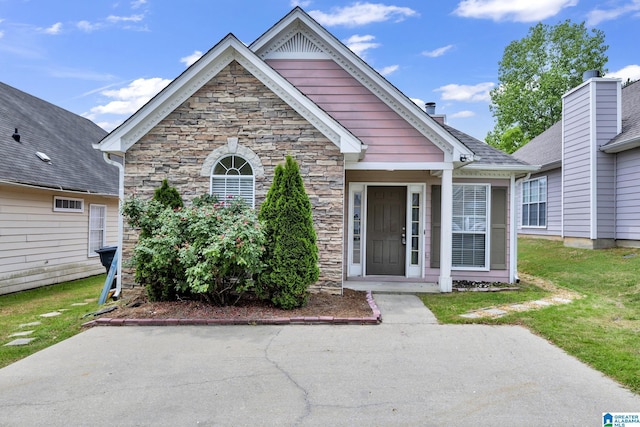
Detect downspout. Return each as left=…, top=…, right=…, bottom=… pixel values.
left=102, top=152, right=124, bottom=298
left=509, top=174, right=518, bottom=283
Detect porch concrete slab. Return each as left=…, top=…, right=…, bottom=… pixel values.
left=1, top=298, right=639, bottom=426
left=345, top=281, right=440, bottom=293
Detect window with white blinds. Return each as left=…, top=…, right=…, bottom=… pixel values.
left=88, top=204, right=106, bottom=257
left=211, top=155, right=255, bottom=207
left=452, top=184, right=488, bottom=268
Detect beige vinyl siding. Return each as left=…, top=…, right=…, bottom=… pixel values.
left=0, top=185, right=119, bottom=295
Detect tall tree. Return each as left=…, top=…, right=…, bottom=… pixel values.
left=487, top=20, right=608, bottom=153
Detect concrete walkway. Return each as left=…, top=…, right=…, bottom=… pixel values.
left=0, top=295, right=638, bottom=426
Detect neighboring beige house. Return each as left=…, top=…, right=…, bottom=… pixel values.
left=0, top=82, right=120, bottom=295
left=96, top=7, right=535, bottom=294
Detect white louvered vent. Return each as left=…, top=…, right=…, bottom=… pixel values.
left=275, top=32, right=323, bottom=54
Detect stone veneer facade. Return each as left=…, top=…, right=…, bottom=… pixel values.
left=122, top=61, right=344, bottom=293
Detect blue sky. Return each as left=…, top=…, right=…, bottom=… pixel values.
left=1, top=0, right=638, bottom=141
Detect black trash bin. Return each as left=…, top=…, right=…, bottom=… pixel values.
left=95, top=245, right=118, bottom=274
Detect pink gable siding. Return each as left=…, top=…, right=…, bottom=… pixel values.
left=267, top=59, right=444, bottom=163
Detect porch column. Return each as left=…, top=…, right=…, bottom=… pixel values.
left=439, top=168, right=453, bottom=292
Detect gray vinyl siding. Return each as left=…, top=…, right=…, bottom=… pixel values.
left=616, top=148, right=640, bottom=239
left=595, top=81, right=619, bottom=239
left=562, top=84, right=592, bottom=238
left=517, top=168, right=562, bottom=237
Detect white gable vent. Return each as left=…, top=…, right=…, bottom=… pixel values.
left=265, top=31, right=329, bottom=59
left=36, top=151, right=52, bottom=164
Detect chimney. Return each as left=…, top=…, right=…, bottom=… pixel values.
left=561, top=71, right=620, bottom=248
left=582, top=69, right=601, bottom=81
left=12, top=128, right=20, bottom=142
left=425, top=102, right=436, bottom=115
left=425, top=102, right=446, bottom=124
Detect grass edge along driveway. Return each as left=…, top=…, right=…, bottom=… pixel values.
left=420, top=238, right=640, bottom=395
left=0, top=275, right=105, bottom=369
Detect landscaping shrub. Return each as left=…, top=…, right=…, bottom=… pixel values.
left=258, top=156, right=319, bottom=309
left=177, top=199, right=265, bottom=305
left=153, top=178, right=184, bottom=209
left=122, top=195, right=264, bottom=304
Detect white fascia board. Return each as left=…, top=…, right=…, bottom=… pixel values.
left=601, top=135, right=640, bottom=153
left=460, top=163, right=540, bottom=173
left=96, top=33, right=362, bottom=156
left=251, top=9, right=471, bottom=160
left=345, top=161, right=451, bottom=171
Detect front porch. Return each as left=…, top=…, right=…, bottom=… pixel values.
left=344, top=279, right=440, bottom=294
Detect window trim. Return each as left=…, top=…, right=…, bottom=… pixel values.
left=521, top=176, right=547, bottom=228
left=451, top=183, right=490, bottom=271
left=210, top=154, right=255, bottom=208
left=88, top=204, right=107, bottom=258
left=53, top=196, right=84, bottom=213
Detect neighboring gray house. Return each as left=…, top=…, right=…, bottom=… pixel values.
left=513, top=74, right=640, bottom=249
left=0, top=82, right=120, bottom=294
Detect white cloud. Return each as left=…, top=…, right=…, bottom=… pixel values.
left=310, top=2, right=418, bottom=27
left=107, top=14, right=144, bottom=23
left=43, top=22, right=63, bottom=35
left=434, top=82, right=495, bottom=102
left=453, top=0, right=578, bottom=22
left=86, top=77, right=171, bottom=121
left=410, top=98, right=426, bottom=111
left=131, top=0, right=148, bottom=9
left=0, top=30, right=4, bottom=39
left=378, top=65, right=399, bottom=76
left=587, top=0, right=640, bottom=25
left=77, top=20, right=102, bottom=32
left=291, top=0, right=312, bottom=7
left=180, top=50, right=203, bottom=67
left=422, top=44, right=454, bottom=58
left=450, top=110, right=475, bottom=118
left=607, top=64, right=640, bottom=82
left=344, top=34, right=380, bottom=57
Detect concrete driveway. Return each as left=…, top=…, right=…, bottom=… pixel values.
left=1, top=294, right=638, bottom=426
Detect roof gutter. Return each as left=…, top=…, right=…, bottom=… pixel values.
left=0, top=179, right=118, bottom=197
left=101, top=152, right=125, bottom=299
left=600, top=135, right=640, bottom=154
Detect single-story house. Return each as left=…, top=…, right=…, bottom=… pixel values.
left=513, top=72, right=640, bottom=249
left=95, top=7, right=536, bottom=294
left=0, top=82, right=120, bottom=295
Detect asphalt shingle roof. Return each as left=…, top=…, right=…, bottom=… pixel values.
left=605, top=79, right=640, bottom=147
left=511, top=121, right=562, bottom=167
left=441, top=123, right=531, bottom=168
left=0, top=82, right=118, bottom=195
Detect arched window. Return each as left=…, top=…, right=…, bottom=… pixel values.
left=211, top=155, right=255, bottom=207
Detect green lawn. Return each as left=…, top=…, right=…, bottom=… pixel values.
left=420, top=238, right=640, bottom=394
left=0, top=275, right=106, bottom=369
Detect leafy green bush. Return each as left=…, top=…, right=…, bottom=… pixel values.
left=258, top=156, right=319, bottom=309
left=177, top=200, right=264, bottom=305
left=122, top=196, right=264, bottom=304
